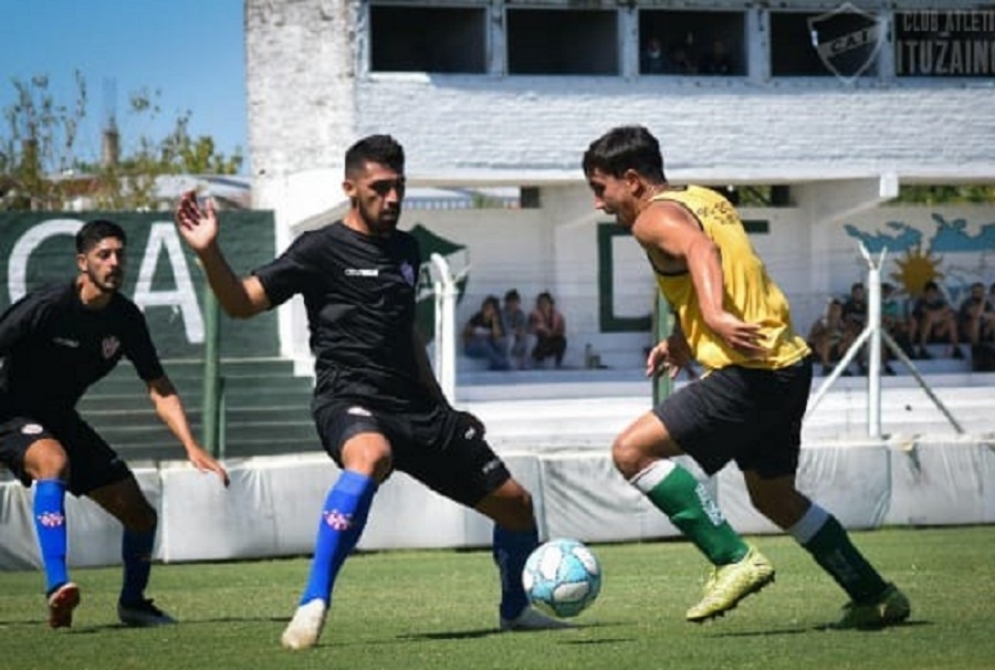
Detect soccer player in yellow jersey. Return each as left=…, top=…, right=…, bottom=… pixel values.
left=582, top=125, right=909, bottom=629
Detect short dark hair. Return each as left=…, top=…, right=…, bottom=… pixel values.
left=76, top=219, right=126, bottom=254
left=345, top=134, right=405, bottom=177
left=504, top=289, right=520, bottom=302
left=923, top=280, right=940, bottom=292
left=582, top=125, right=666, bottom=182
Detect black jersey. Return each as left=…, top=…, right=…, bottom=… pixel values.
left=0, top=281, right=165, bottom=417
left=252, top=221, right=430, bottom=413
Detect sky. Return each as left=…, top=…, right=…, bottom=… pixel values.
left=0, top=0, right=248, bottom=172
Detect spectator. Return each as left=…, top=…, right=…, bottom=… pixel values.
left=501, top=289, right=529, bottom=369
left=641, top=36, right=671, bottom=74
left=842, top=282, right=869, bottom=375
left=807, top=299, right=853, bottom=375
left=529, top=291, right=567, bottom=368
left=699, top=37, right=734, bottom=75
left=958, top=281, right=995, bottom=346
left=881, top=282, right=914, bottom=366
left=463, top=296, right=511, bottom=370
left=911, top=281, right=963, bottom=360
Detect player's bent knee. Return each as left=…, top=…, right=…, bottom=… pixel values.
left=23, top=439, right=70, bottom=481
left=611, top=434, right=649, bottom=480
left=477, top=480, right=535, bottom=530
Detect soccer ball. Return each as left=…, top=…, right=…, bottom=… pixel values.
left=522, top=538, right=602, bottom=618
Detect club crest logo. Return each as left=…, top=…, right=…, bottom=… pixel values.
left=808, top=3, right=884, bottom=83
left=102, top=336, right=121, bottom=359
left=400, top=261, right=415, bottom=287
left=37, top=511, right=65, bottom=528
left=323, top=509, right=354, bottom=531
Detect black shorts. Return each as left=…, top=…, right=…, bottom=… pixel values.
left=0, top=412, right=131, bottom=496
left=312, top=400, right=511, bottom=508
left=653, top=355, right=813, bottom=479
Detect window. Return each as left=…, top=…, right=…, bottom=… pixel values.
left=895, top=10, right=995, bottom=77
left=771, top=11, right=880, bottom=77
left=507, top=9, right=618, bottom=75
left=639, top=10, right=746, bottom=76
left=370, top=6, right=487, bottom=73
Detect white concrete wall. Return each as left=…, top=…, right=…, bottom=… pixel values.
left=246, top=1, right=995, bottom=213
left=4, top=436, right=993, bottom=569
left=353, top=78, right=995, bottom=185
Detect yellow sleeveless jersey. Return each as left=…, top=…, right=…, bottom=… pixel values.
left=650, top=186, right=809, bottom=371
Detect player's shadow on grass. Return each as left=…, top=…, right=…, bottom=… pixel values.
left=709, top=619, right=928, bottom=638
left=398, top=620, right=626, bottom=642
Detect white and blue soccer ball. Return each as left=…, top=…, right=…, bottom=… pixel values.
left=522, top=538, right=602, bottom=618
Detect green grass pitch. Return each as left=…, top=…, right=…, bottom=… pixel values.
left=1, top=526, right=993, bottom=670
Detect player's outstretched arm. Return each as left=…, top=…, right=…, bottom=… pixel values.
left=174, top=190, right=271, bottom=319
left=147, top=375, right=230, bottom=487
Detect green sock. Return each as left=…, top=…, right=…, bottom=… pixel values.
left=632, top=461, right=748, bottom=565
left=792, top=505, right=888, bottom=603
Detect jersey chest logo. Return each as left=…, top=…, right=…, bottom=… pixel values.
left=102, top=336, right=121, bottom=359
left=400, top=262, right=415, bottom=286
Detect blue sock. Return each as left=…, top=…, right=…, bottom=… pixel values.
left=33, top=479, right=69, bottom=594
left=493, top=525, right=539, bottom=621
left=299, top=470, right=377, bottom=605
left=121, top=528, right=156, bottom=605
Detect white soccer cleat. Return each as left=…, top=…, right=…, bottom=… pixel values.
left=500, top=606, right=575, bottom=632
left=281, top=599, right=328, bottom=650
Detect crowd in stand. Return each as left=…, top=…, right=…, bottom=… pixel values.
left=807, top=280, right=995, bottom=376
left=641, top=33, right=736, bottom=76
left=462, top=289, right=567, bottom=371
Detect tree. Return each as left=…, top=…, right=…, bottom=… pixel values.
left=1, top=71, right=243, bottom=211
left=891, top=185, right=995, bottom=206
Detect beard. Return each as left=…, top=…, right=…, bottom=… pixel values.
left=361, top=203, right=401, bottom=236
left=86, top=265, right=122, bottom=294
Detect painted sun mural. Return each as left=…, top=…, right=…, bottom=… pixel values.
left=844, top=213, right=995, bottom=301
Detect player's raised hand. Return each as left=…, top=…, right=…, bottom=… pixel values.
left=174, top=190, right=219, bottom=252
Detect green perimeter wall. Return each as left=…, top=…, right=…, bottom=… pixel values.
left=0, top=212, right=279, bottom=359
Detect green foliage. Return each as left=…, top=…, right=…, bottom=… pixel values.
left=0, top=71, right=243, bottom=211
left=0, top=527, right=992, bottom=670
left=892, top=185, right=995, bottom=206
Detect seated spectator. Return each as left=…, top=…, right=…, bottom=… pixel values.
left=669, top=44, right=698, bottom=74
left=910, top=281, right=963, bottom=360
left=529, top=291, right=567, bottom=368
left=881, top=282, right=915, bottom=363
left=807, top=299, right=853, bottom=375
left=501, top=289, right=529, bottom=369
left=958, top=281, right=995, bottom=346
left=641, top=36, right=671, bottom=74
left=462, top=296, right=511, bottom=371
left=699, top=37, right=734, bottom=75
left=842, top=282, right=873, bottom=375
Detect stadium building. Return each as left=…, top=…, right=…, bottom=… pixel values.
left=245, top=0, right=995, bottom=370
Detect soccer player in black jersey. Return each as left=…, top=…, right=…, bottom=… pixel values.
left=175, top=134, right=567, bottom=650
left=0, top=219, right=229, bottom=630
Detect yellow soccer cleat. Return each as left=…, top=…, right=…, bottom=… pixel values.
left=835, top=584, right=910, bottom=630
left=686, top=545, right=775, bottom=622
